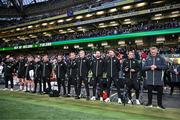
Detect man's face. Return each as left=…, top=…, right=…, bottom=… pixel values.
left=150, top=49, right=158, bottom=57
left=173, top=59, right=178, bottom=64
left=43, top=55, right=49, bottom=62
left=28, top=57, right=33, bottom=62
left=108, top=50, right=114, bottom=57
left=57, top=56, right=62, bottom=61
left=128, top=52, right=134, bottom=59
left=95, top=51, right=101, bottom=58
left=70, top=53, right=76, bottom=60
left=35, top=57, right=40, bottom=62
left=79, top=51, right=85, bottom=58
left=19, top=56, right=24, bottom=60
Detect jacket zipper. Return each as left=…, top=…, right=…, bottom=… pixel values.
left=96, top=60, right=98, bottom=77
left=80, top=59, right=82, bottom=76
left=153, top=57, right=155, bottom=85
left=111, top=58, right=112, bottom=77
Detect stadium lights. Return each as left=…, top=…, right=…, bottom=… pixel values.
left=122, top=5, right=132, bottom=10
left=76, top=16, right=83, bottom=19
left=156, top=36, right=165, bottom=42
left=86, top=14, right=93, bottom=17
left=16, top=28, right=21, bottom=31
left=66, top=18, right=73, bottom=21
left=57, top=19, right=64, bottom=23
left=135, top=39, right=143, bottom=43
left=109, top=8, right=117, bottom=13
left=35, top=24, right=40, bottom=27
left=123, top=21, right=131, bottom=24
left=88, top=43, right=94, bottom=47
left=59, top=29, right=63, bottom=32
left=96, top=11, right=104, bottom=15
left=155, top=13, right=162, bottom=17
left=152, top=1, right=164, bottom=4
left=118, top=41, right=125, bottom=45
left=64, top=46, right=69, bottom=49
left=171, top=11, right=179, bottom=14
left=135, top=2, right=147, bottom=7
left=42, top=23, right=48, bottom=26
left=136, top=42, right=143, bottom=45
left=49, top=21, right=55, bottom=25
left=170, top=14, right=179, bottom=18
left=101, top=42, right=108, bottom=46
left=28, top=25, right=33, bottom=28
left=74, top=45, right=79, bottom=48
left=124, top=19, right=131, bottom=22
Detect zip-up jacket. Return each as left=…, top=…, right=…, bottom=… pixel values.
left=77, top=57, right=90, bottom=77
left=91, top=57, right=105, bottom=77
left=143, top=55, right=167, bottom=86
left=169, top=64, right=180, bottom=83
left=42, top=61, right=52, bottom=78
left=122, top=58, right=140, bottom=80
left=67, top=59, right=77, bottom=78
left=55, top=61, right=67, bottom=79
left=34, top=61, right=42, bottom=78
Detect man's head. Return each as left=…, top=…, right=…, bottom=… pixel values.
left=95, top=51, right=101, bottom=58
left=35, top=55, right=41, bottom=63
left=57, top=55, right=63, bottom=62
left=79, top=50, right=85, bottom=58
left=108, top=50, right=115, bottom=57
left=173, top=58, right=178, bottom=64
left=128, top=51, right=134, bottom=59
left=69, top=52, right=76, bottom=60
left=43, top=54, right=49, bottom=62
left=27, top=55, right=33, bottom=62
left=150, top=47, right=158, bottom=57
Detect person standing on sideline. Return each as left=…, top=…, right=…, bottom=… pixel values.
left=122, top=51, right=141, bottom=104
left=90, top=51, right=105, bottom=101
left=76, top=50, right=91, bottom=100
left=104, top=50, right=122, bottom=104
left=143, top=47, right=167, bottom=109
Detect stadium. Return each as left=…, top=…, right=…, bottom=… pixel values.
left=0, top=0, right=180, bottom=120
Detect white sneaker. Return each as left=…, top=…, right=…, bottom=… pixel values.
left=10, top=88, right=13, bottom=91
left=118, top=98, right=122, bottom=104
left=104, top=98, right=110, bottom=103
left=90, top=96, right=96, bottom=101
left=128, top=99, right=132, bottom=104
left=100, top=97, right=103, bottom=102
left=136, top=99, right=141, bottom=105
left=3, top=88, right=8, bottom=91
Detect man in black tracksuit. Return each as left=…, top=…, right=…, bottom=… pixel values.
left=122, top=51, right=141, bottom=104
left=42, top=55, right=52, bottom=93
left=105, top=50, right=122, bottom=103
left=90, top=51, right=105, bottom=101
left=143, top=47, right=167, bottom=109
left=2, top=56, right=15, bottom=90
left=76, top=50, right=91, bottom=100
left=16, top=55, right=26, bottom=91
left=55, top=55, right=67, bottom=95
left=67, top=52, right=78, bottom=97
left=33, top=55, right=42, bottom=93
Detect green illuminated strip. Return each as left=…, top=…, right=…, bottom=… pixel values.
left=0, top=28, right=180, bottom=51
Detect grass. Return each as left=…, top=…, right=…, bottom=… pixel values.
left=0, top=90, right=180, bottom=120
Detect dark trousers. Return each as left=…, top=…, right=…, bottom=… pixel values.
left=170, top=82, right=180, bottom=95
left=147, top=85, right=163, bottom=106
left=126, top=79, right=140, bottom=100
left=107, top=76, right=122, bottom=99
left=77, top=76, right=89, bottom=97
left=92, top=76, right=103, bottom=97
left=68, top=77, right=77, bottom=95
left=42, top=77, right=51, bottom=93
left=4, top=75, right=13, bottom=88
left=57, top=78, right=66, bottom=95
left=34, top=77, right=42, bottom=93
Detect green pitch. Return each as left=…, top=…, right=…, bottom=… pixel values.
left=0, top=90, right=180, bottom=120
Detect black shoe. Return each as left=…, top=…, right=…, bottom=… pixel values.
left=75, top=96, right=80, bottom=99
left=86, top=97, right=90, bottom=101
left=157, top=105, right=165, bottom=109
left=32, top=91, right=36, bottom=93
left=146, top=103, right=153, bottom=107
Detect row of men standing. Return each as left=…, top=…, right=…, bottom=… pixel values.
left=2, top=47, right=180, bottom=109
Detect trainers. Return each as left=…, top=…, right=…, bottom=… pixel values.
left=136, top=99, right=141, bottom=105
left=118, top=98, right=122, bottom=104
left=104, top=98, right=110, bottom=103
left=146, top=103, right=153, bottom=107
left=90, top=96, right=96, bottom=101
left=128, top=99, right=132, bottom=104
left=100, top=97, right=103, bottom=102
left=10, top=88, right=14, bottom=91
left=157, top=105, right=165, bottom=109
left=3, top=88, right=8, bottom=91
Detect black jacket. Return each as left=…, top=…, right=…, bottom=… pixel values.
left=34, top=61, right=42, bottom=78
left=106, top=56, right=120, bottom=78
left=91, top=57, right=105, bottom=77
left=55, top=61, right=67, bottom=79
left=2, top=60, right=15, bottom=77
left=42, top=61, right=52, bottom=78
left=122, top=58, right=140, bottom=79
left=77, top=57, right=90, bottom=77
left=25, top=61, right=35, bottom=79
left=16, top=59, right=26, bottom=76
left=67, top=59, right=77, bottom=78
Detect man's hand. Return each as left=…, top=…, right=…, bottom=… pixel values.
left=130, top=69, right=135, bottom=72
left=125, top=67, right=129, bottom=71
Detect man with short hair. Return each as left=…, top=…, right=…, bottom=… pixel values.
left=143, top=47, right=167, bottom=109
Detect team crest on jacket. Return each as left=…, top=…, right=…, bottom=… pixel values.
left=83, top=60, right=86, bottom=62
left=157, top=58, right=160, bottom=61
left=114, top=60, right=116, bottom=62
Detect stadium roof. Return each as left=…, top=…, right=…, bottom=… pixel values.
left=0, top=0, right=48, bottom=6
